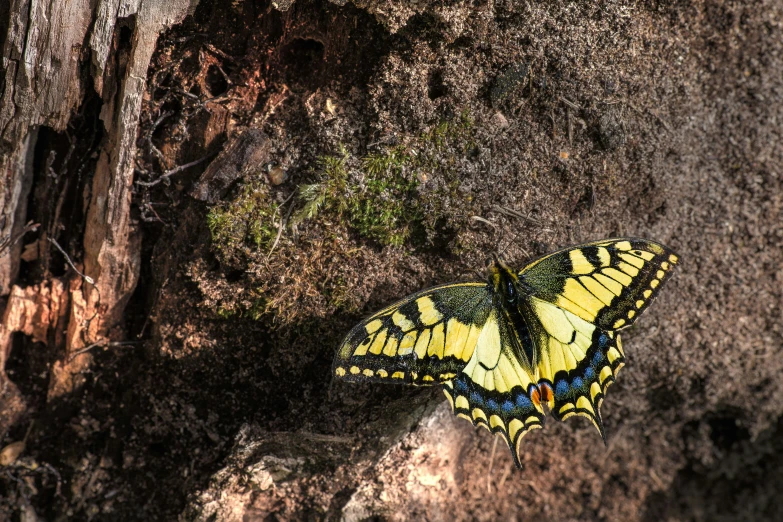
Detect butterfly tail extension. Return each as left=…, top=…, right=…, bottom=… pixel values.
left=443, top=376, right=545, bottom=469
left=547, top=329, right=625, bottom=443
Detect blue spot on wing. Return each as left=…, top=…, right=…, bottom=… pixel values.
left=487, top=399, right=499, bottom=412
left=598, top=333, right=609, bottom=348
left=555, top=380, right=569, bottom=399
left=502, top=401, right=514, bottom=413
left=516, top=393, right=532, bottom=408
left=470, top=391, right=484, bottom=406
left=592, top=350, right=604, bottom=366
left=584, top=366, right=595, bottom=380
left=572, top=377, right=583, bottom=389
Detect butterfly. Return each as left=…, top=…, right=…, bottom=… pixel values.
left=333, top=238, right=679, bottom=467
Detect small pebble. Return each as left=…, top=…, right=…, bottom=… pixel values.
left=267, top=165, right=287, bottom=185
left=492, top=112, right=510, bottom=129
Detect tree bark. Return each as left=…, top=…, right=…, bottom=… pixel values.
left=0, top=0, right=197, bottom=431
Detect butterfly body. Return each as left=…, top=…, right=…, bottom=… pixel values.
left=333, top=238, right=679, bottom=467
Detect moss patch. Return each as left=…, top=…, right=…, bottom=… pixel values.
left=296, top=110, right=477, bottom=248
left=201, top=111, right=479, bottom=323
left=206, top=180, right=279, bottom=265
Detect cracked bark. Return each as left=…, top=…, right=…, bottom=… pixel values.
left=0, top=0, right=197, bottom=431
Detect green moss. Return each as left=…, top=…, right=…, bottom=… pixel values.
left=207, top=180, right=279, bottom=263
left=297, top=111, right=477, bottom=248
left=351, top=147, right=421, bottom=246
left=207, top=109, right=478, bottom=269
left=295, top=145, right=421, bottom=246
left=294, top=150, right=349, bottom=224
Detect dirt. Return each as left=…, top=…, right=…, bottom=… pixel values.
left=1, top=0, right=782, bottom=520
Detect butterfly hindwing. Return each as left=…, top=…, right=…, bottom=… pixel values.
left=519, top=238, right=679, bottom=331
left=547, top=328, right=626, bottom=438
left=333, top=283, right=493, bottom=384
left=442, top=311, right=544, bottom=467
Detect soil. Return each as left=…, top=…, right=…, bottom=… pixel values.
left=1, top=0, right=782, bottom=520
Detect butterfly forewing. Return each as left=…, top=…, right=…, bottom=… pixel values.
left=333, top=283, right=494, bottom=384
left=519, top=238, right=679, bottom=331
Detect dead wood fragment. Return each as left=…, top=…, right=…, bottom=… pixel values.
left=190, top=129, right=273, bottom=204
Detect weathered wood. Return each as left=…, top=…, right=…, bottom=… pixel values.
left=0, top=0, right=92, bottom=295
left=1, top=0, right=198, bottom=397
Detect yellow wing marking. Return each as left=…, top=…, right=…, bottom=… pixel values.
left=632, top=249, right=655, bottom=261
left=416, top=296, right=442, bottom=325
left=617, top=261, right=640, bottom=277
left=619, top=253, right=645, bottom=269
left=368, top=330, right=387, bottom=355
left=353, top=339, right=370, bottom=357
left=398, top=332, right=416, bottom=356
left=427, top=323, right=446, bottom=358
left=444, top=318, right=480, bottom=362
left=365, top=319, right=384, bottom=335
left=560, top=279, right=605, bottom=320
left=414, top=330, right=431, bottom=359
left=472, top=408, right=488, bottom=423
left=382, top=335, right=399, bottom=357
left=475, top=311, right=501, bottom=368
left=529, top=298, right=598, bottom=388
left=596, top=247, right=612, bottom=266
left=590, top=382, right=602, bottom=400
left=602, top=267, right=633, bottom=286
left=594, top=273, right=623, bottom=295
left=391, top=311, right=415, bottom=331
left=493, top=352, right=534, bottom=393
left=569, top=249, right=595, bottom=274
left=579, top=276, right=615, bottom=306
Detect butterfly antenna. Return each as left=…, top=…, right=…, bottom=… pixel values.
left=497, top=233, right=510, bottom=259
left=497, top=224, right=527, bottom=261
